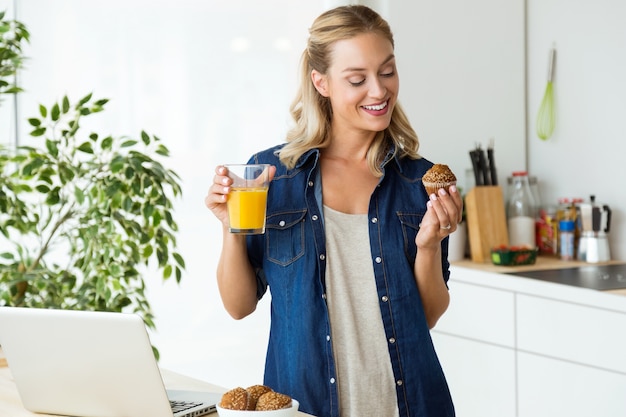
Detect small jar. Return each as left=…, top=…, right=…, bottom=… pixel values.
left=559, top=220, right=575, bottom=260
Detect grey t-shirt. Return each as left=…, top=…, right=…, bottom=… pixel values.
left=324, top=205, right=400, bottom=417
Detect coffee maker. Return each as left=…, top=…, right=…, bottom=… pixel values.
left=577, top=195, right=611, bottom=263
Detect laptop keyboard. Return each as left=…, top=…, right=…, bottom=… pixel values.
left=170, top=400, right=203, bottom=413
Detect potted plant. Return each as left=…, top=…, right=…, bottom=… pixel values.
left=0, top=11, right=185, bottom=335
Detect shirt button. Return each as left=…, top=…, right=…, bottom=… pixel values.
left=371, top=217, right=378, bottom=223
left=396, top=380, right=403, bottom=386
left=326, top=335, right=331, bottom=341
left=320, top=254, right=326, bottom=261
left=322, top=293, right=327, bottom=299
left=279, top=220, right=286, bottom=227
left=375, top=256, right=382, bottom=263
left=308, top=181, right=314, bottom=187
left=330, top=378, right=336, bottom=384
left=381, top=295, right=389, bottom=302
left=312, top=215, right=319, bottom=221
left=389, top=337, right=396, bottom=344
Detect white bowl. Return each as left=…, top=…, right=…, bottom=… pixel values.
left=216, top=399, right=299, bottom=417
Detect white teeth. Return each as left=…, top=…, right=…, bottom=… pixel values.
left=363, top=101, right=387, bottom=111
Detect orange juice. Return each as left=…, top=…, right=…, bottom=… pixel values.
left=227, top=187, right=268, bottom=233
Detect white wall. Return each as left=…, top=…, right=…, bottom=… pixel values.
left=527, top=0, right=626, bottom=261
left=388, top=0, right=526, bottom=192
left=10, top=0, right=325, bottom=388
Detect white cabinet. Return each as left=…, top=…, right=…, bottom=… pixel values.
left=517, top=294, right=626, bottom=373
left=436, top=281, right=515, bottom=347
left=432, top=280, right=517, bottom=416
left=517, top=352, right=626, bottom=417
left=434, top=265, right=626, bottom=416
left=432, top=333, right=516, bottom=417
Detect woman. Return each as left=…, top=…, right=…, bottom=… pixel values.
left=205, top=5, right=461, bottom=417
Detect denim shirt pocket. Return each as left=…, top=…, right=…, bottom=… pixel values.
left=265, top=209, right=307, bottom=266
left=397, top=212, right=424, bottom=261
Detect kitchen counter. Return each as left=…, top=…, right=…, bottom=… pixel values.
left=434, top=256, right=626, bottom=417
left=452, top=256, right=626, bottom=298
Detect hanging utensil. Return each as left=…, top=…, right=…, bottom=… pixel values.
left=536, top=47, right=556, bottom=140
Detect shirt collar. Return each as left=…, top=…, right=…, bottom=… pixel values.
left=292, top=140, right=403, bottom=172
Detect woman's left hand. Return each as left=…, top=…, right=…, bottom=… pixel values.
left=415, top=185, right=463, bottom=250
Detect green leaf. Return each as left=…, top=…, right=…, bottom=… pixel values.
left=163, top=264, right=172, bottom=279
left=121, top=140, right=137, bottom=148
left=101, top=136, right=113, bottom=150
left=30, top=127, right=46, bottom=137
left=173, top=252, right=186, bottom=269
left=62, top=96, right=70, bottom=113
left=51, top=102, right=60, bottom=121
left=45, top=139, right=58, bottom=157
left=106, top=181, right=122, bottom=197
left=74, top=186, right=85, bottom=204
left=22, top=158, right=44, bottom=176
left=27, top=118, right=41, bottom=127
left=38, top=104, right=47, bottom=118
left=78, top=92, right=93, bottom=106
left=35, top=184, right=50, bottom=193
left=141, top=131, right=150, bottom=145
left=77, top=142, right=94, bottom=154
left=110, top=156, right=125, bottom=173
left=155, top=144, right=170, bottom=156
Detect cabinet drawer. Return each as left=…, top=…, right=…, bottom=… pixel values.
left=435, top=280, right=515, bottom=347
left=518, top=352, right=626, bottom=417
left=432, top=333, right=516, bottom=417
left=517, top=294, right=626, bottom=373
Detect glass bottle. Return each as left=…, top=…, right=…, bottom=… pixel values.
left=507, top=171, right=536, bottom=248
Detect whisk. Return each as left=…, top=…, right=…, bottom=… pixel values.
left=536, top=47, right=556, bottom=140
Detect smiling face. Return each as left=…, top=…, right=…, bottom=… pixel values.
left=311, top=32, right=399, bottom=137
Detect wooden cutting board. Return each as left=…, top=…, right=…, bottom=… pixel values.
left=465, top=185, right=509, bottom=262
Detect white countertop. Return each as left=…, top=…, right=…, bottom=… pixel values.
left=450, top=257, right=626, bottom=312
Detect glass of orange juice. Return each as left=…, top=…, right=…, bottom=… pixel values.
left=224, top=164, right=270, bottom=234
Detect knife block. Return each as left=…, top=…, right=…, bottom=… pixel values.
left=465, top=186, right=509, bottom=263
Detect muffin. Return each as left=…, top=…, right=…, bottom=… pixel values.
left=422, top=164, right=457, bottom=196
left=255, top=391, right=293, bottom=411
left=219, top=387, right=249, bottom=410
left=246, top=384, right=273, bottom=410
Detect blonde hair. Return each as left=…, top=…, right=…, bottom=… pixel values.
left=278, top=5, right=420, bottom=176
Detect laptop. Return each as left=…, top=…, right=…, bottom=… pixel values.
left=0, top=306, right=222, bottom=417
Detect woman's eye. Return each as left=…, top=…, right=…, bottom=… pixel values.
left=349, top=79, right=366, bottom=87
left=381, top=71, right=395, bottom=78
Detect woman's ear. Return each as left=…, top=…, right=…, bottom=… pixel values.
left=311, top=70, right=330, bottom=97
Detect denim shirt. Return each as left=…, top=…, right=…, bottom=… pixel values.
left=245, top=144, right=455, bottom=417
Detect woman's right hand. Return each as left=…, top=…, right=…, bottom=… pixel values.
left=205, top=164, right=277, bottom=229
left=205, top=165, right=233, bottom=228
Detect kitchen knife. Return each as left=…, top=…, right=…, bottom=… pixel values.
left=469, top=149, right=483, bottom=186
left=477, top=148, right=490, bottom=185
left=487, top=144, right=498, bottom=185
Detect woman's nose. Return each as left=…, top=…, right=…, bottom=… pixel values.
left=369, top=77, right=387, bottom=98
